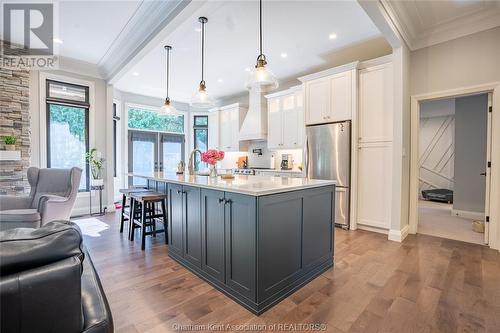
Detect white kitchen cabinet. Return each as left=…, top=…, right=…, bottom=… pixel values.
left=330, top=71, right=352, bottom=122
left=210, top=103, right=248, bottom=152
left=357, top=144, right=392, bottom=229
left=267, top=98, right=282, bottom=149
left=265, top=86, right=304, bottom=150
left=356, top=62, right=393, bottom=230
left=304, top=78, right=330, bottom=125
left=299, top=63, right=357, bottom=125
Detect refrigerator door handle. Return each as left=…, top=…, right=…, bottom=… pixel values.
left=304, top=135, right=309, bottom=178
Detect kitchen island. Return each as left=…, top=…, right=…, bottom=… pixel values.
left=131, top=172, right=335, bottom=314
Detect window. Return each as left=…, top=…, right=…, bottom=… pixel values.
left=128, top=106, right=184, bottom=133
left=46, top=80, right=90, bottom=191
left=127, top=106, right=185, bottom=185
left=193, top=115, right=208, bottom=171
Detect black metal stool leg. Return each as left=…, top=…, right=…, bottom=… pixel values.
left=152, top=202, right=157, bottom=237
left=129, top=198, right=136, bottom=241
left=141, top=202, right=147, bottom=250
left=119, top=194, right=126, bottom=233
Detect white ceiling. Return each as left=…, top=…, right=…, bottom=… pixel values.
left=55, top=1, right=142, bottom=64
left=113, top=0, right=381, bottom=103
left=384, top=0, right=500, bottom=50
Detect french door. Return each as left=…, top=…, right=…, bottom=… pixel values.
left=128, top=130, right=185, bottom=186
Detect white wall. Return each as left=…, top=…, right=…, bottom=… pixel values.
left=419, top=99, right=455, bottom=193
left=411, top=27, right=500, bottom=95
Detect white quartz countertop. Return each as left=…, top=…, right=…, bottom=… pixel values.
left=129, top=172, right=335, bottom=196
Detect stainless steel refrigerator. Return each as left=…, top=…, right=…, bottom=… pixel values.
left=305, top=121, right=351, bottom=228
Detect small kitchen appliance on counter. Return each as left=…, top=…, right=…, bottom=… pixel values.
left=280, top=154, right=293, bottom=170
left=237, top=156, right=248, bottom=169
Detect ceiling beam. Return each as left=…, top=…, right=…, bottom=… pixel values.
left=102, top=0, right=206, bottom=84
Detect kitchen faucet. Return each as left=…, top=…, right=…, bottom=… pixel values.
left=188, top=149, right=202, bottom=175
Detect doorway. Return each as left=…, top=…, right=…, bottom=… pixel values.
left=128, top=130, right=185, bottom=186
left=417, top=94, right=490, bottom=244
left=410, top=84, right=500, bottom=248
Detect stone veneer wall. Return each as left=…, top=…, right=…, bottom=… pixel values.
left=0, top=65, right=31, bottom=195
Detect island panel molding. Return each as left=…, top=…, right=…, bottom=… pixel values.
left=139, top=174, right=335, bottom=314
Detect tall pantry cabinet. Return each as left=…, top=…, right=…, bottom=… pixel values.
left=356, top=61, right=393, bottom=231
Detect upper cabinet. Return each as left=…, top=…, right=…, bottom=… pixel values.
left=265, top=86, right=304, bottom=150
left=299, top=62, right=357, bottom=125
left=209, top=103, right=248, bottom=152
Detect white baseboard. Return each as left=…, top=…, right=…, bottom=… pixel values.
left=451, top=209, right=484, bottom=220
left=357, top=224, right=389, bottom=235
left=388, top=225, right=409, bottom=242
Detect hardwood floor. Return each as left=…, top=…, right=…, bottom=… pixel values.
left=79, top=213, right=500, bottom=333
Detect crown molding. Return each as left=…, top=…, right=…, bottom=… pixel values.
left=381, top=0, right=500, bottom=51
left=298, top=61, right=359, bottom=83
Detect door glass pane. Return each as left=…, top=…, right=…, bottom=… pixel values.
left=132, top=140, right=155, bottom=186
left=162, top=141, right=183, bottom=172
left=48, top=104, right=88, bottom=190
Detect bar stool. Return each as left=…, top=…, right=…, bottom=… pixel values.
left=118, top=187, right=149, bottom=237
left=129, top=191, right=168, bottom=250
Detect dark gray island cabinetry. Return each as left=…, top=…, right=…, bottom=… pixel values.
left=139, top=174, right=335, bottom=314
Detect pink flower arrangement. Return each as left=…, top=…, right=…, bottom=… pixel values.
left=201, top=149, right=225, bottom=165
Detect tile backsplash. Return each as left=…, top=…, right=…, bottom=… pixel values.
left=218, top=141, right=303, bottom=171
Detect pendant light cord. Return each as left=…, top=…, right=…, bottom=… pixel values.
left=259, top=0, right=263, bottom=57
left=201, top=19, right=205, bottom=84
left=166, top=47, right=170, bottom=98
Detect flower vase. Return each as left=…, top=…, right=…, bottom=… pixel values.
left=209, top=164, right=217, bottom=178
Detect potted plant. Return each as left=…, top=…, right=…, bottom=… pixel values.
left=201, top=149, right=225, bottom=178
left=3, top=135, right=17, bottom=151
left=85, top=148, right=105, bottom=186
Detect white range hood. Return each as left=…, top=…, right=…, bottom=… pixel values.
left=239, top=86, right=268, bottom=141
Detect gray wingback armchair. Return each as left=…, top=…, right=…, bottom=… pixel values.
left=0, top=167, right=82, bottom=231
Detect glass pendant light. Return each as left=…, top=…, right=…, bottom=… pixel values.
left=191, top=16, right=215, bottom=108
left=246, top=0, right=278, bottom=90
left=159, top=45, right=177, bottom=114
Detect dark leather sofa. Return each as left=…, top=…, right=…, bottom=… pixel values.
left=0, top=221, right=113, bottom=333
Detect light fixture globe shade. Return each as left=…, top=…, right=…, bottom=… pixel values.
left=190, top=85, right=215, bottom=108
left=245, top=65, right=279, bottom=90
left=158, top=98, right=177, bottom=115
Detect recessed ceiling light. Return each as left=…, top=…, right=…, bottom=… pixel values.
left=280, top=52, right=288, bottom=58
left=244, top=68, right=251, bottom=72
left=217, top=78, right=223, bottom=83
left=132, top=72, right=139, bottom=76
left=53, top=37, right=63, bottom=44
left=329, top=33, right=337, bottom=40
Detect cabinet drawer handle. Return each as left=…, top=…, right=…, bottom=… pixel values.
left=224, top=199, right=232, bottom=205
left=177, top=190, right=182, bottom=194
left=218, top=197, right=225, bottom=203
